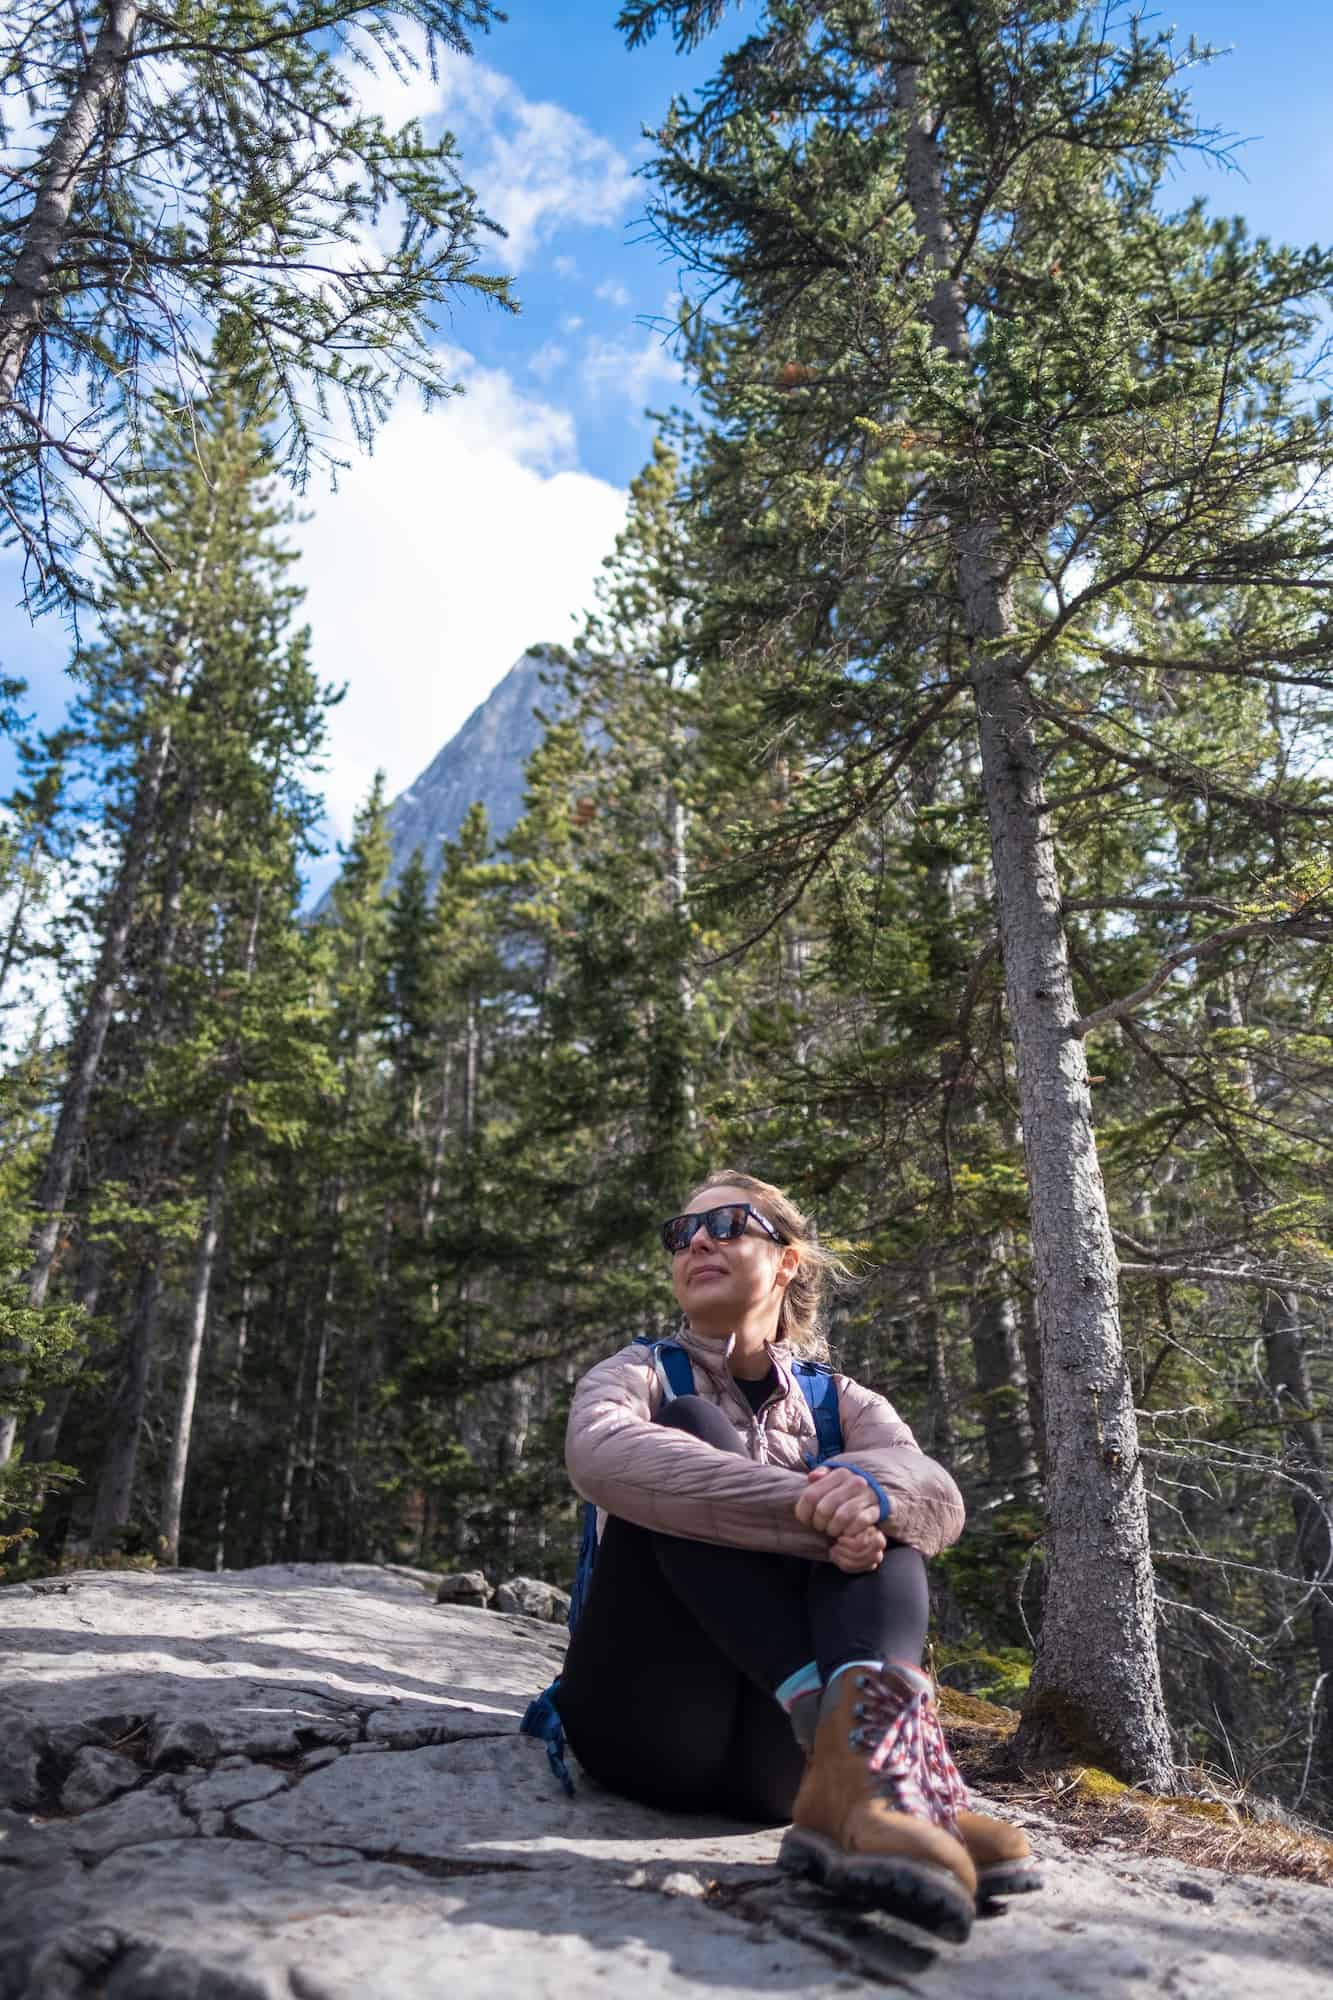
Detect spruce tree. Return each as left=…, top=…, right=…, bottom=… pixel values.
left=1, top=369, right=334, bottom=1543
left=623, top=0, right=1333, bottom=1784
left=0, top=2, right=513, bottom=600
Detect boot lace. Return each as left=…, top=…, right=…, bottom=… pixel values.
left=848, top=1666, right=971, bottom=1831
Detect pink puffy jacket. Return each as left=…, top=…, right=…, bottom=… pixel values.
left=565, top=1326, right=965, bottom=1561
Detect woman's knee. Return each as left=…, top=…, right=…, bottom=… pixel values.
left=658, top=1393, right=747, bottom=1454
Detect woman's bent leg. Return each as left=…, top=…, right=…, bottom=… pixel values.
left=810, top=1542, right=931, bottom=1681
left=557, top=1513, right=745, bottom=1814
left=558, top=1394, right=811, bottom=1819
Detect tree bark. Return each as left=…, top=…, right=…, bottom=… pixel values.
left=0, top=3, right=141, bottom=401
left=213, top=1269, right=252, bottom=1571
left=157, top=1096, right=233, bottom=1564
left=158, top=883, right=260, bottom=1563
left=22, top=1240, right=104, bottom=1467
left=2, top=542, right=211, bottom=1460
left=972, top=650, right=1171, bottom=1781
left=0, top=731, right=171, bottom=1462
left=968, top=1238, right=1038, bottom=1490
left=89, top=1258, right=162, bottom=1550
left=278, top=1304, right=314, bottom=1559
left=888, top=29, right=1172, bottom=1783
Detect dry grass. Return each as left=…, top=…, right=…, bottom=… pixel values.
left=937, top=1686, right=1333, bottom=1890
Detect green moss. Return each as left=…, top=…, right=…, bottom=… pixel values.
left=937, top=1686, right=1020, bottom=1734
left=935, top=1642, right=1032, bottom=1706
left=1154, top=1794, right=1238, bottom=1825
left=1074, top=1766, right=1129, bottom=1802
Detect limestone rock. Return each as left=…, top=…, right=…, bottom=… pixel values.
left=363, top=1705, right=514, bottom=1749
left=59, top=1746, right=142, bottom=1813
left=492, top=1575, right=571, bottom=1622
left=149, top=1715, right=221, bottom=1771
left=0, top=1702, right=45, bottom=1810
left=4, top=1560, right=1331, bottom=2000
left=434, top=1570, right=492, bottom=1606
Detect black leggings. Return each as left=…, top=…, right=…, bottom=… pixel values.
left=557, top=1394, right=931, bottom=1824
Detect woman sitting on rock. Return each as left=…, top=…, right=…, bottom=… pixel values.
left=555, top=1169, right=1038, bottom=1941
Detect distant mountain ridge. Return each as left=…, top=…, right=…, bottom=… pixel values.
left=379, top=645, right=563, bottom=893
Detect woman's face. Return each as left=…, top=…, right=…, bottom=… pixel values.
left=668, top=1183, right=794, bottom=1330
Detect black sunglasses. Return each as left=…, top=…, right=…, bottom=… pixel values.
left=661, top=1203, right=784, bottom=1255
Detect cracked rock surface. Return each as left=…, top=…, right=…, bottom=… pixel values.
left=3, top=1564, right=1330, bottom=1998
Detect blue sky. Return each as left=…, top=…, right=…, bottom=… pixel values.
left=3, top=3, right=1332, bottom=898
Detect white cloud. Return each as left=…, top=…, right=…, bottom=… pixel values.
left=295, top=348, right=626, bottom=847
left=332, top=22, right=444, bottom=129
left=582, top=332, right=683, bottom=409
left=560, top=313, right=585, bottom=333
left=327, top=33, right=635, bottom=270
left=595, top=278, right=633, bottom=309
left=552, top=255, right=579, bottom=279
left=436, top=55, right=636, bottom=268
left=527, top=340, right=569, bottom=381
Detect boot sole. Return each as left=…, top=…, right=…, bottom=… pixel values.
left=976, top=1861, right=1044, bottom=1903
left=778, top=1827, right=974, bottom=1942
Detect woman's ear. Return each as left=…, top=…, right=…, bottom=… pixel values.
left=776, top=1243, right=800, bottom=1290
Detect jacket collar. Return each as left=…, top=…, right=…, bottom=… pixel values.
left=674, top=1323, right=796, bottom=1399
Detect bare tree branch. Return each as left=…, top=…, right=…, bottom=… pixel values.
left=1120, top=1261, right=1333, bottom=1304
left=1074, top=918, right=1332, bottom=1038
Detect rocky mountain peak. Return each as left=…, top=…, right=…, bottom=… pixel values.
left=382, top=644, right=563, bottom=891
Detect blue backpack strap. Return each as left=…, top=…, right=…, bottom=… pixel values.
left=566, top=1498, right=601, bottom=1631
left=633, top=1333, right=695, bottom=1403
left=520, top=1682, right=574, bottom=1797
left=792, top=1362, right=890, bottom=1522
left=791, top=1359, right=843, bottom=1465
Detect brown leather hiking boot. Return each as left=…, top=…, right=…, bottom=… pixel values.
left=954, top=1808, right=1044, bottom=1901
left=779, top=1665, right=978, bottom=1941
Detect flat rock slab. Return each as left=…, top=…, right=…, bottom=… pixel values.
left=3, top=1564, right=1331, bottom=1999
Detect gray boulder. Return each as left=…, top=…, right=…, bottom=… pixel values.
left=433, top=1569, right=492, bottom=1606
left=0, top=1702, right=46, bottom=1809
left=59, top=1746, right=142, bottom=1813
left=492, top=1575, right=572, bottom=1622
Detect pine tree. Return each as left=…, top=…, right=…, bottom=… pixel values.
left=0, top=2, right=513, bottom=600
left=1, top=368, right=335, bottom=1548
left=622, top=0, right=1333, bottom=1784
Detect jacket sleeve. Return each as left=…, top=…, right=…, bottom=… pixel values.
left=826, top=1375, right=966, bottom=1557
left=565, top=1345, right=835, bottom=1559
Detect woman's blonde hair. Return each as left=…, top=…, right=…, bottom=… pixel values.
left=684, top=1169, right=849, bottom=1362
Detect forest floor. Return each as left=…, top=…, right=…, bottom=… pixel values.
left=939, top=1691, right=1333, bottom=1890
left=2, top=1562, right=1330, bottom=2000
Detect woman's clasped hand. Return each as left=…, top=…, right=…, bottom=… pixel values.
left=796, top=1465, right=887, bottom=1572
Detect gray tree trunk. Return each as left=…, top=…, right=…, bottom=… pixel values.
left=277, top=1305, right=314, bottom=1559
left=0, top=717, right=175, bottom=1463
left=213, top=1272, right=252, bottom=1571
left=972, top=652, right=1171, bottom=1782
left=0, top=3, right=141, bottom=400
left=22, top=1242, right=105, bottom=1466
left=158, top=886, right=260, bottom=1563
left=2, top=516, right=213, bottom=1462
left=890, top=29, right=1172, bottom=1784
left=967, top=1239, right=1038, bottom=1490
left=89, top=1259, right=162, bottom=1551
left=78, top=790, right=195, bottom=1542
left=158, top=1097, right=233, bottom=1565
